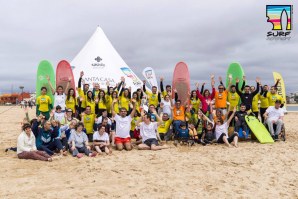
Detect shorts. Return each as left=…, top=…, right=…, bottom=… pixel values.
left=115, top=137, right=131, bottom=144
left=144, top=138, right=159, bottom=147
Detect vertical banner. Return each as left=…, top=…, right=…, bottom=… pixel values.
left=142, top=67, right=158, bottom=91
left=273, top=72, right=287, bottom=110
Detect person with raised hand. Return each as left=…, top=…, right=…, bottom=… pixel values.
left=111, top=97, right=137, bottom=151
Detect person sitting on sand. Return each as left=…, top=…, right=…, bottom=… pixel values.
left=68, top=122, right=96, bottom=158
left=263, top=100, right=284, bottom=140
left=214, top=107, right=239, bottom=147
left=111, top=98, right=137, bottom=151
left=234, top=103, right=249, bottom=137
left=32, top=115, right=66, bottom=156
left=201, top=123, right=216, bottom=145
left=93, top=125, right=111, bottom=155
left=17, top=123, right=53, bottom=161
left=136, top=110, right=168, bottom=150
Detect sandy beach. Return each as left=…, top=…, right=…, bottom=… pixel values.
left=0, top=106, right=297, bottom=199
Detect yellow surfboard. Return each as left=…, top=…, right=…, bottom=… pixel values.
left=273, top=72, right=286, bottom=109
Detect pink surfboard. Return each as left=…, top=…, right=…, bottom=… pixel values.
left=56, top=60, right=75, bottom=94
left=172, top=62, right=190, bottom=104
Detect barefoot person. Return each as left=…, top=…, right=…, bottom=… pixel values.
left=93, top=125, right=111, bottom=155
left=214, top=107, right=239, bottom=147
left=68, top=122, right=96, bottom=158
left=136, top=109, right=168, bottom=150
left=17, top=123, right=52, bottom=161
left=111, top=98, right=137, bottom=151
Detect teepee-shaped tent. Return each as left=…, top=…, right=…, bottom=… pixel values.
left=71, top=26, right=143, bottom=91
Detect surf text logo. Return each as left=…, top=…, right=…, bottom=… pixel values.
left=266, top=5, right=293, bottom=40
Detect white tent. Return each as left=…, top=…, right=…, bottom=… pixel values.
left=71, top=26, right=143, bottom=91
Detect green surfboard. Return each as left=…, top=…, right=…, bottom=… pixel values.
left=245, top=115, right=274, bottom=144
left=225, top=62, right=245, bottom=90
left=36, top=60, right=55, bottom=103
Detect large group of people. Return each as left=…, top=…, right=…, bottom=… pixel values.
left=16, top=71, right=286, bottom=161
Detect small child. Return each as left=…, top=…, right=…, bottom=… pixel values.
left=174, top=122, right=189, bottom=146
left=188, top=123, right=199, bottom=143
left=93, top=125, right=111, bottom=155
left=201, top=123, right=216, bottom=145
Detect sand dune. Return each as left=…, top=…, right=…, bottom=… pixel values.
left=0, top=106, right=297, bottom=199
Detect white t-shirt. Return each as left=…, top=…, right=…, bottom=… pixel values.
left=161, top=100, right=172, bottom=117
left=93, top=131, right=109, bottom=142
left=139, top=122, right=158, bottom=142
left=114, top=114, right=132, bottom=138
left=95, top=116, right=112, bottom=125
left=54, top=93, right=66, bottom=110
left=266, top=106, right=284, bottom=121
left=215, top=122, right=228, bottom=140
left=54, top=112, right=65, bottom=124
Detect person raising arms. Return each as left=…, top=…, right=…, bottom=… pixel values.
left=136, top=109, right=168, bottom=150
left=160, top=76, right=172, bottom=98
left=214, top=107, right=238, bottom=147
left=65, top=88, right=77, bottom=116
left=236, top=77, right=260, bottom=111
left=143, top=80, right=161, bottom=108
left=78, top=71, right=90, bottom=113
left=111, top=98, right=137, bottom=151
left=47, top=75, right=71, bottom=111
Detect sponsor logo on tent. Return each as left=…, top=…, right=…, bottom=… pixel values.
left=92, top=56, right=105, bottom=69
left=120, top=67, right=142, bottom=86
left=266, top=5, right=293, bottom=40
left=144, top=70, right=153, bottom=79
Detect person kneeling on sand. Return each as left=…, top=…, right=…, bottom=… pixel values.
left=111, top=98, right=137, bottom=151
left=136, top=110, right=168, bottom=151
left=93, top=125, right=112, bottom=155
left=68, top=122, right=96, bottom=158
left=17, top=123, right=53, bottom=161
left=214, top=107, right=239, bottom=147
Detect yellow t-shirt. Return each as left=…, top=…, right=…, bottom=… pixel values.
left=190, top=98, right=201, bottom=113
left=98, top=98, right=107, bottom=110
left=82, top=113, right=95, bottom=134
left=130, top=116, right=140, bottom=131
left=119, top=95, right=130, bottom=111
left=227, top=92, right=240, bottom=111
left=146, top=91, right=159, bottom=107
left=157, top=119, right=172, bottom=134
left=78, top=88, right=86, bottom=108
left=36, top=95, right=52, bottom=112
left=260, top=94, right=269, bottom=108
left=162, top=90, right=168, bottom=98
left=267, top=93, right=283, bottom=106
left=85, top=99, right=95, bottom=114
left=65, top=96, right=77, bottom=113
left=252, top=93, right=260, bottom=112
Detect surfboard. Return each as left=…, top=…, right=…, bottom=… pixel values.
left=172, top=62, right=190, bottom=103
left=225, top=63, right=245, bottom=89
left=273, top=72, right=286, bottom=110
left=245, top=115, right=274, bottom=144
left=36, top=60, right=55, bottom=103
left=56, top=60, right=76, bottom=94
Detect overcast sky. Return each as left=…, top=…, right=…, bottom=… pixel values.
left=0, top=0, right=297, bottom=94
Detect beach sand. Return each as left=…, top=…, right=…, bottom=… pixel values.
left=0, top=106, right=297, bottom=199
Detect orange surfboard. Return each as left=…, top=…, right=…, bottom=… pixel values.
left=56, top=60, right=75, bottom=93
left=172, top=62, right=190, bottom=103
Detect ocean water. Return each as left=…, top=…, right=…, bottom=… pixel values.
left=286, top=105, right=298, bottom=111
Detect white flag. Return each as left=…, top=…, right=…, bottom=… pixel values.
left=142, top=67, right=158, bottom=91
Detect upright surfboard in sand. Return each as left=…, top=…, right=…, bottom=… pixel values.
left=36, top=60, right=55, bottom=103
left=56, top=60, right=76, bottom=93
left=273, top=72, right=286, bottom=110
left=172, top=62, right=190, bottom=103
left=225, top=63, right=245, bottom=89
left=245, top=115, right=274, bottom=144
